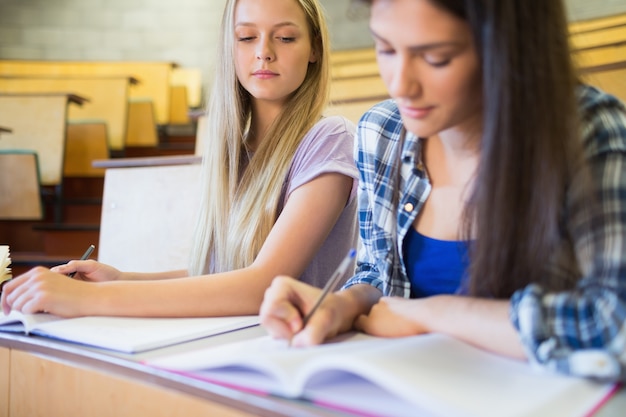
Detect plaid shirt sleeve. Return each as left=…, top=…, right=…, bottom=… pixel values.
left=510, top=85, right=626, bottom=382
left=343, top=100, right=410, bottom=296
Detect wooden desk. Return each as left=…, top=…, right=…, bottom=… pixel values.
left=0, top=60, right=175, bottom=125
left=0, top=75, right=133, bottom=151
left=0, top=327, right=349, bottom=417
left=1, top=326, right=625, bottom=417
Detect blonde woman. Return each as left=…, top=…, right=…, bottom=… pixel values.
left=1, top=0, right=358, bottom=318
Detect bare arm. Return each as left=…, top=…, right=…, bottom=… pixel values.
left=356, top=295, right=527, bottom=359
left=2, top=173, right=353, bottom=318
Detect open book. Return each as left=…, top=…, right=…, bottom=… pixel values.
left=0, top=310, right=259, bottom=353
left=147, top=333, right=617, bottom=417
left=0, top=245, right=10, bottom=283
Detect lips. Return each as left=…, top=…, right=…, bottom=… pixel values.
left=253, top=69, right=278, bottom=79
left=398, top=104, right=434, bottom=119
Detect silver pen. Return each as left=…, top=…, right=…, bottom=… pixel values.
left=302, top=248, right=356, bottom=327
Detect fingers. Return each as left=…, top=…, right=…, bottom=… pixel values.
left=50, top=259, right=86, bottom=277
left=290, top=302, right=337, bottom=347
left=50, top=259, right=99, bottom=281
left=260, top=276, right=306, bottom=339
left=261, top=275, right=334, bottom=346
left=1, top=267, right=50, bottom=314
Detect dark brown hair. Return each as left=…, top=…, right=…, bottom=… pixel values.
left=354, top=0, right=584, bottom=297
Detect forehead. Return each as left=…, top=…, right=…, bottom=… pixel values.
left=235, top=0, right=308, bottom=27
left=370, top=0, right=469, bottom=43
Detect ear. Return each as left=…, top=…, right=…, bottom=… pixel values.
left=309, top=47, right=318, bottom=64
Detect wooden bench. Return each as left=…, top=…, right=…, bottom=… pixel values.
left=0, top=150, right=43, bottom=221
left=171, top=67, right=202, bottom=109
left=574, top=42, right=626, bottom=69
left=569, top=12, right=626, bottom=34
left=64, top=121, right=109, bottom=178
left=0, top=75, right=134, bottom=152
left=0, top=60, right=176, bottom=125
left=125, top=99, right=159, bottom=147
left=331, top=48, right=376, bottom=66
left=0, top=93, right=86, bottom=187
left=332, top=60, right=379, bottom=79
left=581, top=60, right=626, bottom=104
left=325, top=98, right=385, bottom=125
left=330, top=75, right=389, bottom=103
left=570, top=25, right=626, bottom=51
left=94, top=155, right=201, bottom=272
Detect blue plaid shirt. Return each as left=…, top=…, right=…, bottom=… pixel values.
left=344, top=85, right=626, bottom=382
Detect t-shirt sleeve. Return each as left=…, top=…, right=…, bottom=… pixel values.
left=283, top=116, right=359, bottom=205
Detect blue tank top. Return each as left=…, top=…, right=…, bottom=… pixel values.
left=402, top=227, right=470, bottom=298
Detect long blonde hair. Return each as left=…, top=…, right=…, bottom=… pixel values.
left=189, top=0, right=331, bottom=275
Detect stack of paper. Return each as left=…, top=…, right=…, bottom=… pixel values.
left=0, top=245, right=10, bottom=283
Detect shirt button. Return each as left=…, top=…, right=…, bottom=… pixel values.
left=404, top=203, right=414, bottom=212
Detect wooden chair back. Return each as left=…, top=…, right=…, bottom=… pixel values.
left=0, top=150, right=43, bottom=220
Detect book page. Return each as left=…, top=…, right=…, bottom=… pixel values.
left=0, top=311, right=63, bottom=333
left=148, top=332, right=376, bottom=397
left=148, top=332, right=615, bottom=417
left=299, top=334, right=616, bottom=417
left=30, top=315, right=259, bottom=353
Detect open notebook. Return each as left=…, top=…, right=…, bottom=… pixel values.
left=147, top=333, right=617, bottom=417
left=0, top=310, right=259, bottom=353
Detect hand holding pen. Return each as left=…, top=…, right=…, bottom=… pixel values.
left=301, top=248, right=356, bottom=328
left=68, top=244, right=95, bottom=278
left=259, top=248, right=357, bottom=346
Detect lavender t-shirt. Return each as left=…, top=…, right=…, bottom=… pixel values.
left=278, top=115, right=359, bottom=288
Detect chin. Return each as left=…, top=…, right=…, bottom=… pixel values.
left=400, top=119, right=441, bottom=139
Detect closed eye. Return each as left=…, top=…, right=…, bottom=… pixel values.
left=426, top=59, right=451, bottom=67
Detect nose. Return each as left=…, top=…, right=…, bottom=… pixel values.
left=385, top=54, right=420, bottom=99
left=256, top=37, right=275, bottom=62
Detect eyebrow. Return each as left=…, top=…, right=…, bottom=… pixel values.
left=370, top=29, right=464, bottom=52
left=235, top=21, right=300, bottom=29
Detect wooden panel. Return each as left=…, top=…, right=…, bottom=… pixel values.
left=0, top=152, right=43, bottom=220
left=569, top=13, right=626, bottom=34
left=0, top=61, right=174, bottom=125
left=64, top=122, right=109, bottom=177
left=582, top=67, right=626, bottom=103
left=574, top=44, right=626, bottom=69
left=330, top=75, right=389, bottom=102
left=324, top=99, right=383, bottom=125
left=9, top=350, right=255, bottom=417
left=0, top=95, right=74, bottom=186
left=571, top=26, right=626, bottom=50
left=169, top=85, right=191, bottom=125
left=332, top=61, right=379, bottom=79
left=0, top=347, right=8, bottom=417
left=0, top=76, right=129, bottom=151
left=98, top=163, right=201, bottom=272
left=126, top=100, right=159, bottom=147
left=170, top=67, right=202, bottom=108
left=330, top=48, right=376, bottom=65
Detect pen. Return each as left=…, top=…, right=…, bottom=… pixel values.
left=301, top=248, right=356, bottom=328
left=68, top=244, right=95, bottom=278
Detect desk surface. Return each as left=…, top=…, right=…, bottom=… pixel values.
left=1, top=326, right=624, bottom=417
